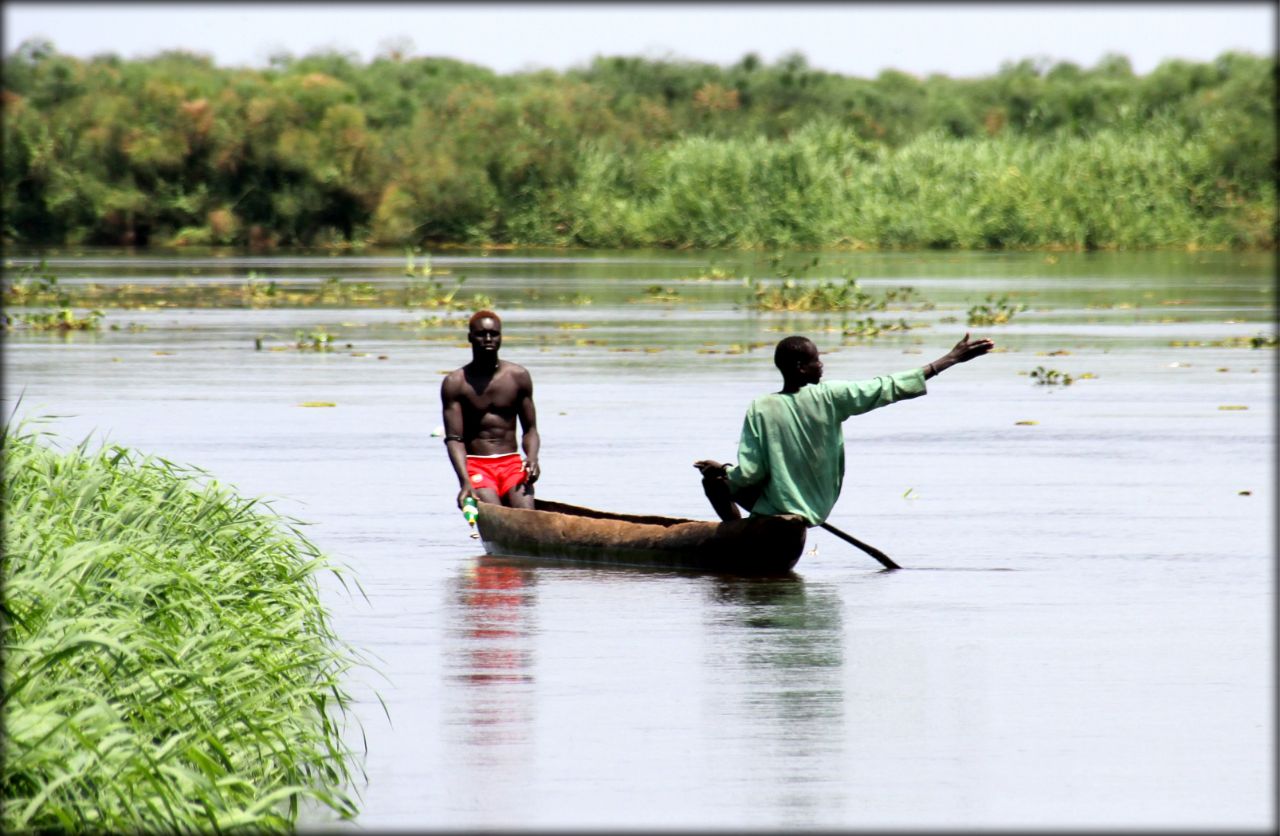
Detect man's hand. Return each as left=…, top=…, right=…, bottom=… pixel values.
left=925, top=333, right=995, bottom=379
left=524, top=458, right=540, bottom=485
left=457, top=484, right=478, bottom=510
left=948, top=332, right=995, bottom=363
left=694, top=460, right=728, bottom=480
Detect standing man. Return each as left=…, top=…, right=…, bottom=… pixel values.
left=442, top=310, right=540, bottom=510
left=695, top=333, right=994, bottom=525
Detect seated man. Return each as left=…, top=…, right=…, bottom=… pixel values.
left=696, top=332, right=993, bottom=525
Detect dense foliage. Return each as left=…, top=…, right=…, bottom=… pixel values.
left=2, top=41, right=1274, bottom=249
left=1, top=423, right=366, bottom=831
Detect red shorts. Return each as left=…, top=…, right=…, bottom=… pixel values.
left=466, top=453, right=527, bottom=497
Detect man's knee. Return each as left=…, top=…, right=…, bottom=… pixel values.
left=504, top=482, right=535, bottom=509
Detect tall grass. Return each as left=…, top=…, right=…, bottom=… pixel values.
left=567, top=122, right=1274, bottom=250
left=2, top=422, right=370, bottom=832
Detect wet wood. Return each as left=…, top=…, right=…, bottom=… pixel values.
left=475, top=498, right=807, bottom=575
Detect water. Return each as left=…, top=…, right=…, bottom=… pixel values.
left=3, top=248, right=1274, bottom=829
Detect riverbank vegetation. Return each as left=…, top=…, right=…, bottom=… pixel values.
left=1, top=422, right=369, bottom=831
left=2, top=42, right=1274, bottom=250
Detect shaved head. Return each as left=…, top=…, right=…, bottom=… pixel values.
left=469, top=309, right=501, bottom=331
left=774, top=336, right=816, bottom=372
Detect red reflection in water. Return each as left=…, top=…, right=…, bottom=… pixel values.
left=458, top=562, right=533, bottom=685
left=448, top=560, right=538, bottom=753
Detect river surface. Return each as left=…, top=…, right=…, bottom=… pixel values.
left=3, top=248, right=1274, bottom=830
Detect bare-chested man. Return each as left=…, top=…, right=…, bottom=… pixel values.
left=441, top=310, right=540, bottom=510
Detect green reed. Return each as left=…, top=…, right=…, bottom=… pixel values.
left=568, top=122, right=1274, bottom=250
left=1, top=422, right=371, bottom=832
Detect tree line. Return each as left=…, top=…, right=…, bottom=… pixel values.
left=2, top=40, right=1274, bottom=250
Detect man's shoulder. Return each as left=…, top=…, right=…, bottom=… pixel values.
left=441, top=366, right=467, bottom=391
left=746, top=391, right=787, bottom=415
left=499, top=360, right=532, bottom=382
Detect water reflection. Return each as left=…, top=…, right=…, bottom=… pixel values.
left=701, top=576, right=848, bottom=824
left=442, top=559, right=538, bottom=760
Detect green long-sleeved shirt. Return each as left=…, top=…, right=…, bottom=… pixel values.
left=724, top=368, right=927, bottom=526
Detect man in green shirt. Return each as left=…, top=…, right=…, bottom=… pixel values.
left=695, top=333, right=994, bottom=525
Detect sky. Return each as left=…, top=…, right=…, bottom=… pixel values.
left=3, top=3, right=1275, bottom=79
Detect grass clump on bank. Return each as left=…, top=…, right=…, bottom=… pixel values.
left=1, top=422, right=369, bottom=832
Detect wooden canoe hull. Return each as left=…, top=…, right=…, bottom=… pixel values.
left=474, top=499, right=807, bottom=575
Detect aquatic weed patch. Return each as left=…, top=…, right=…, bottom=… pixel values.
left=744, top=256, right=937, bottom=315
left=841, top=316, right=917, bottom=340
left=2, top=260, right=105, bottom=331
left=967, top=294, right=1028, bottom=326
left=1029, top=366, right=1075, bottom=386
left=1, top=425, right=370, bottom=832
left=2, top=260, right=491, bottom=313
left=3, top=307, right=104, bottom=331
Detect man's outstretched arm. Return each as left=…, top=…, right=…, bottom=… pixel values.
left=923, top=333, right=995, bottom=379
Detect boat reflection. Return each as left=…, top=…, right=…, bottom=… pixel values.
left=700, top=575, right=848, bottom=824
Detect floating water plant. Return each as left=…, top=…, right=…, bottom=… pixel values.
left=293, top=328, right=345, bottom=351
left=403, top=273, right=473, bottom=309
left=633, top=285, right=681, bottom=303
left=6, top=307, right=105, bottom=331
left=748, top=275, right=877, bottom=312
left=967, top=294, right=1027, bottom=326
left=745, top=257, right=935, bottom=314
left=745, top=256, right=868, bottom=312
left=1, top=423, right=371, bottom=832
left=1, top=262, right=103, bottom=330
left=841, top=316, right=916, bottom=339
left=1029, top=366, right=1074, bottom=386
left=1, top=263, right=498, bottom=313
left=1249, top=334, right=1278, bottom=349
left=880, top=286, right=932, bottom=309
left=242, top=271, right=280, bottom=306
left=1170, top=334, right=1276, bottom=349
left=682, top=263, right=736, bottom=281
left=3, top=260, right=65, bottom=305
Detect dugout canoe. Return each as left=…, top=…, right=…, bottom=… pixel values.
left=474, top=499, right=807, bottom=575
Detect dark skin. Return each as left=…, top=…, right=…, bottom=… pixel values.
left=441, top=316, right=540, bottom=510
left=695, top=332, right=995, bottom=520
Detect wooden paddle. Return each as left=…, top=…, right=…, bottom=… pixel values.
left=819, top=522, right=901, bottom=570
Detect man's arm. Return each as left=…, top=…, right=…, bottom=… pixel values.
left=515, top=367, right=540, bottom=484
left=923, top=333, right=995, bottom=379
left=694, top=408, right=768, bottom=489
left=441, top=373, right=476, bottom=509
